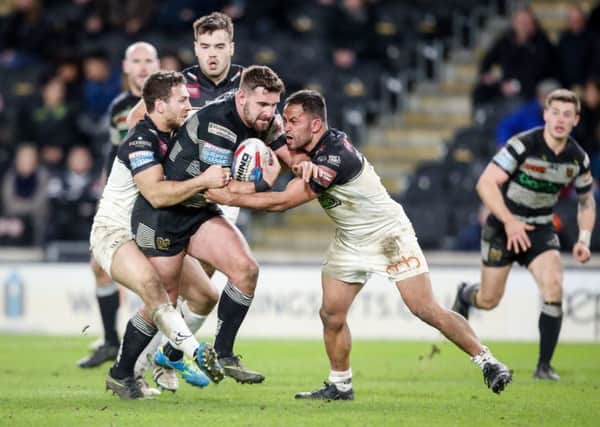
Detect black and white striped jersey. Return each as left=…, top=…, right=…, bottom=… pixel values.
left=492, top=127, right=593, bottom=225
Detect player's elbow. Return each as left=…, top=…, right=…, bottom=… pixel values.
left=144, top=192, right=168, bottom=209
left=475, top=175, right=492, bottom=196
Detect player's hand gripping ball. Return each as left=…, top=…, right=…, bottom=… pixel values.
left=232, top=138, right=271, bottom=182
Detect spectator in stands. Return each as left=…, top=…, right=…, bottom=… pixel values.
left=495, top=79, right=560, bottom=147
left=54, top=55, right=83, bottom=108
left=0, top=0, right=53, bottom=69
left=1, top=143, right=48, bottom=245
left=0, top=90, right=12, bottom=177
left=472, top=7, right=557, bottom=106
left=89, top=0, right=156, bottom=35
left=80, top=50, right=121, bottom=120
left=17, top=74, right=81, bottom=173
left=557, top=5, right=596, bottom=91
left=46, top=145, right=101, bottom=242
left=159, top=50, right=185, bottom=71
left=573, top=77, right=600, bottom=179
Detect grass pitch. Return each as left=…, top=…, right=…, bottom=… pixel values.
left=0, top=335, right=598, bottom=426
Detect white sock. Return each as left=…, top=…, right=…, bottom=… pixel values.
left=152, top=304, right=198, bottom=360
left=329, top=368, right=353, bottom=392
left=471, top=346, right=499, bottom=370
left=134, top=332, right=162, bottom=377
left=180, top=300, right=208, bottom=334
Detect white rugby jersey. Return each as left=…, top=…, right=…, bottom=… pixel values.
left=308, top=129, right=410, bottom=240
left=93, top=115, right=172, bottom=230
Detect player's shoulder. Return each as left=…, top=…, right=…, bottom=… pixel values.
left=506, top=126, right=542, bottom=155
left=124, top=118, right=159, bottom=146
left=312, top=129, right=359, bottom=166
left=566, top=136, right=590, bottom=164
left=109, top=91, right=139, bottom=112
left=228, top=64, right=243, bottom=82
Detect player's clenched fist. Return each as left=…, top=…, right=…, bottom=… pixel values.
left=202, top=165, right=232, bottom=188
left=572, top=241, right=591, bottom=264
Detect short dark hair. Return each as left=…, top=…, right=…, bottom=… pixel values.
left=142, top=71, right=186, bottom=113
left=545, top=88, right=581, bottom=114
left=240, top=65, right=285, bottom=94
left=284, top=89, right=327, bottom=122
left=193, top=12, right=234, bottom=41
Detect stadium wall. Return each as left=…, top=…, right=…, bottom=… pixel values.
left=1, top=263, right=599, bottom=341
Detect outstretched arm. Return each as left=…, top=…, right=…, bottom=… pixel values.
left=134, top=164, right=230, bottom=208
left=205, top=177, right=318, bottom=212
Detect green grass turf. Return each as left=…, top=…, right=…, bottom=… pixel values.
left=0, top=335, right=599, bottom=426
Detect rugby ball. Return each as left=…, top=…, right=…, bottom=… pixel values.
left=232, top=138, right=270, bottom=182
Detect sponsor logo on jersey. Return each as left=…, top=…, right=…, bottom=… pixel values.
left=128, top=139, right=152, bottom=148
left=200, top=142, right=233, bottom=166
left=328, top=155, right=341, bottom=166
left=523, top=163, right=546, bottom=173
left=129, top=150, right=155, bottom=170
left=318, top=193, right=341, bottom=209
left=314, top=165, right=337, bottom=188
left=517, top=172, right=560, bottom=193
left=208, top=122, right=237, bottom=143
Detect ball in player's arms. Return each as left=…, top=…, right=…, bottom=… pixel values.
left=232, top=138, right=272, bottom=182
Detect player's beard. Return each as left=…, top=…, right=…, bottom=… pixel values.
left=244, top=104, right=269, bottom=132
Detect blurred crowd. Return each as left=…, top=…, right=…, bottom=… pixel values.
left=0, top=0, right=472, bottom=247
left=1, top=0, right=599, bottom=252
left=474, top=3, right=600, bottom=177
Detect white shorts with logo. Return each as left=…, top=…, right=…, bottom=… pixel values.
left=322, top=223, right=429, bottom=284
left=90, top=223, right=132, bottom=277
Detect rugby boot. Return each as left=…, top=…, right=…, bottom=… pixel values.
left=218, top=355, right=264, bottom=384
left=78, top=343, right=119, bottom=368
left=105, top=371, right=145, bottom=400
left=533, top=363, right=560, bottom=381
left=451, top=282, right=471, bottom=319
left=483, top=360, right=512, bottom=394
left=195, top=342, right=225, bottom=384
left=154, top=348, right=209, bottom=388
left=295, top=382, right=354, bottom=400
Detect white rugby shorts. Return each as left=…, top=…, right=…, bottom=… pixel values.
left=90, top=223, right=132, bottom=277
left=219, top=204, right=240, bottom=225
left=322, top=223, right=429, bottom=284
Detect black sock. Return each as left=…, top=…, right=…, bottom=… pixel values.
left=110, top=313, right=157, bottom=379
left=459, top=282, right=480, bottom=307
left=97, top=283, right=120, bottom=346
left=164, top=342, right=183, bottom=362
left=214, top=281, right=253, bottom=358
left=538, top=302, right=563, bottom=367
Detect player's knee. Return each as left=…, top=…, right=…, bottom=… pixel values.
left=542, top=276, right=563, bottom=301
left=475, top=292, right=500, bottom=310
left=230, top=256, right=259, bottom=289
left=406, top=301, right=438, bottom=324
left=138, top=272, right=167, bottom=307
left=319, top=306, right=345, bottom=331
